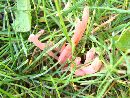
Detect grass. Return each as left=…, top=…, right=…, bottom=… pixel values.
left=0, top=0, right=130, bottom=97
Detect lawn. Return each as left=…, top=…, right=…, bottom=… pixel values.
left=0, top=0, right=130, bottom=98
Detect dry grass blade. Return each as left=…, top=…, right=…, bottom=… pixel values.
left=92, top=14, right=118, bottom=34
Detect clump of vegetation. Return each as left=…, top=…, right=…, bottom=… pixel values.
left=0, top=0, right=130, bottom=97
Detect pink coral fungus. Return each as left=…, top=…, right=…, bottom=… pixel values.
left=28, top=7, right=102, bottom=76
